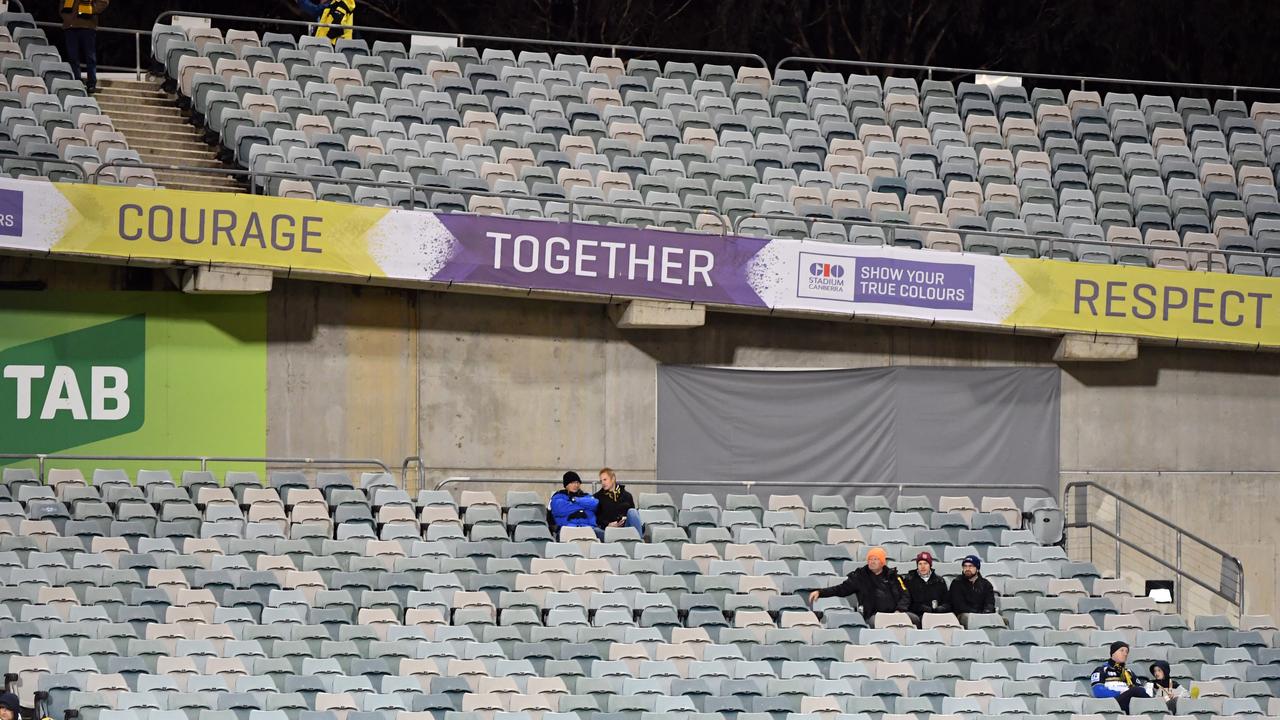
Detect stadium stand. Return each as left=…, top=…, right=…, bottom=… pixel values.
left=0, top=464, right=1275, bottom=720
left=0, top=12, right=153, bottom=186
left=137, top=19, right=1280, bottom=275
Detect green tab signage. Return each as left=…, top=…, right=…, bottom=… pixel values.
left=1, top=314, right=145, bottom=453
left=0, top=292, right=266, bottom=470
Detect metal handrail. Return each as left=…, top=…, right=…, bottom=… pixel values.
left=153, top=11, right=767, bottom=68
left=35, top=21, right=147, bottom=80
left=1062, top=479, right=1245, bottom=615
left=733, top=211, right=1277, bottom=266
left=775, top=56, right=1280, bottom=101
left=0, top=452, right=391, bottom=480
left=434, top=475, right=1055, bottom=495
left=86, top=158, right=733, bottom=235
left=401, top=455, right=426, bottom=494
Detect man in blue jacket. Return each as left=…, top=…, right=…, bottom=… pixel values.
left=549, top=471, right=600, bottom=539
left=1091, top=640, right=1150, bottom=714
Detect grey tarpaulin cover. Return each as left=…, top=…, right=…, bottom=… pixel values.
left=656, top=365, right=1060, bottom=502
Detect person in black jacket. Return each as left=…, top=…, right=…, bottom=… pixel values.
left=902, top=550, right=950, bottom=627
left=948, top=554, right=996, bottom=626
left=807, top=546, right=909, bottom=625
left=593, top=467, right=643, bottom=536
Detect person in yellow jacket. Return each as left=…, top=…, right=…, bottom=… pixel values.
left=313, top=0, right=355, bottom=43
left=60, top=0, right=110, bottom=93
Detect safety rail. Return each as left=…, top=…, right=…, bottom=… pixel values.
left=152, top=11, right=767, bottom=69
left=33, top=21, right=147, bottom=80
left=1062, top=477, right=1246, bottom=619
left=775, top=56, right=1280, bottom=101
left=731, top=211, right=1280, bottom=269
left=86, top=158, right=734, bottom=235
left=434, top=475, right=1054, bottom=495
left=0, top=453, right=391, bottom=480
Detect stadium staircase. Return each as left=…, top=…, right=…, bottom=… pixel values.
left=94, top=77, right=244, bottom=193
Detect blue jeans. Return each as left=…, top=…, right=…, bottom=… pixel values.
left=608, top=509, right=643, bottom=537
left=64, top=28, right=98, bottom=90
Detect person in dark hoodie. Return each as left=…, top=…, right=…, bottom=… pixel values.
left=807, top=546, right=909, bottom=626
left=594, top=467, right=643, bottom=536
left=548, top=471, right=601, bottom=539
left=948, top=554, right=996, bottom=626
left=902, top=550, right=949, bottom=627
left=0, top=692, right=22, bottom=720
left=1091, top=640, right=1150, bottom=714
left=1143, top=660, right=1188, bottom=712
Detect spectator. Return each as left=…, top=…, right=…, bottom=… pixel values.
left=594, top=467, right=643, bottom=536
left=316, top=0, right=356, bottom=42
left=298, top=0, right=326, bottom=19
left=1091, top=641, right=1150, bottom=714
left=948, top=554, right=996, bottom=625
left=903, top=550, right=949, bottom=627
left=0, top=692, right=21, bottom=720
left=807, top=546, right=909, bottom=626
left=1143, top=660, right=1187, bottom=713
left=548, top=471, right=600, bottom=539
left=60, top=0, right=110, bottom=94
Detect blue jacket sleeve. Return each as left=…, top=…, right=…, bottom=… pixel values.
left=1091, top=684, right=1122, bottom=698
left=577, top=495, right=600, bottom=510
left=549, top=493, right=575, bottom=524
left=299, top=0, right=326, bottom=19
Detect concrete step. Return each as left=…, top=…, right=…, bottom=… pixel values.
left=96, top=102, right=185, bottom=119
left=99, top=79, right=165, bottom=92
left=134, top=153, right=227, bottom=171
left=94, top=85, right=169, bottom=101
left=95, top=94, right=174, bottom=110
left=157, top=179, right=244, bottom=193
left=155, top=173, right=243, bottom=189
left=111, top=122, right=206, bottom=141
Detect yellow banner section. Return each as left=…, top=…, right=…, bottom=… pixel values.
left=52, top=184, right=388, bottom=277
left=1006, top=258, right=1280, bottom=347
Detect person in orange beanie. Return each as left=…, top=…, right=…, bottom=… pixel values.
left=808, top=545, right=909, bottom=625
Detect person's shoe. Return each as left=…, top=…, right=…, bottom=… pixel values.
left=87, top=84, right=98, bottom=95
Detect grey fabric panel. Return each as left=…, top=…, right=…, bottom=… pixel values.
left=656, top=365, right=1060, bottom=503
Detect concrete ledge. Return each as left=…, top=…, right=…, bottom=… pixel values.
left=609, top=299, right=705, bottom=329
left=182, top=265, right=273, bottom=294
left=1053, top=333, right=1139, bottom=362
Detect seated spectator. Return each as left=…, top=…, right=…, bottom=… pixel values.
left=948, top=554, right=996, bottom=625
left=807, top=546, right=909, bottom=626
left=1092, top=641, right=1150, bottom=714
left=0, top=692, right=21, bottom=720
left=594, top=467, right=643, bottom=536
left=1144, top=660, right=1188, bottom=713
left=903, top=550, right=949, bottom=627
left=548, top=471, right=600, bottom=539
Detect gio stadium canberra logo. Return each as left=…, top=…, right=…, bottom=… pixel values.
left=0, top=315, right=145, bottom=455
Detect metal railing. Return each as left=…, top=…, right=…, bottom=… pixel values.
left=0, top=452, right=391, bottom=480
left=731, top=211, right=1277, bottom=270
left=86, top=158, right=734, bottom=234
left=775, top=56, right=1280, bottom=101
left=435, top=475, right=1054, bottom=495
left=152, top=11, right=766, bottom=71
left=34, top=21, right=147, bottom=80
left=1062, top=478, right=1246, bottom=619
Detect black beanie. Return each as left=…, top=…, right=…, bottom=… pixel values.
left=562, top=471, right=581, bottom=487
left=1110, top=640, right=1129, bottom=657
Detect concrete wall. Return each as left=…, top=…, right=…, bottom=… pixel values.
left=4, top=258, right=1280, bottom=619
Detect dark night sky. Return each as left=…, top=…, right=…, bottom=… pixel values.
left=29, top=0, right=1280, bottom=99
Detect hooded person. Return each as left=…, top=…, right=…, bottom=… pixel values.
left=548, top=471, right=601, bottom=539
left=948, top=554, right=996, bottom=626
left=593, top=467, right=644, bottom=536
left=902, top=550, right=950, bottom=627
left=807, top=546, right=909, bottom=625
left=0, top=692, right=21, bottom=720
left=1091, top=641, right=1150, bottom=714
left=1143, top=660, right=1188, bottom=711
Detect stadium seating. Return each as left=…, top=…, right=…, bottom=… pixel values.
left=137, top=22, right=1280, bottom=275
left=0, top=12, right=154, bottom=186
left=0, top=464, right=1275, bottom=720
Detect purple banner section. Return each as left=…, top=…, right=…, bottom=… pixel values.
left=432, top=215, right=770, bottom=307
left=853, top=256, right=975, bottom=310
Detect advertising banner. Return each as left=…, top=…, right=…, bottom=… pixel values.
left=0, top=292, right=267, bottom=470
left=0, top=178, right=1276, bottom=348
